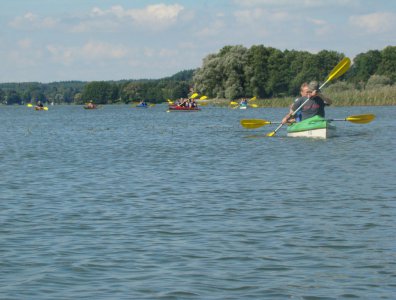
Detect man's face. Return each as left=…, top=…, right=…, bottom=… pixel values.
left=301, top=86, right=313, bottom=97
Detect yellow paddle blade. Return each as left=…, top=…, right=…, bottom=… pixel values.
left=199, top=95, right=208, bottom=100
left=167, top=99, right=173, bottom=104
left=250, top=96, right=257, bottom=101
left=250, top=103, right=258, bottom=108
left=266, top=131, right=276, bottom=137
left=27, top=103, right=33, bottom=107
left=191, top=92, right=199, bottom=99
left=322, top=57, right=351, bottom=87
left=230, top=101, right=238, bottom=105
left=346, top=114, right=375, bottom=124
left=43, top=107, right=49, bottom=110
left=240, top=119, right=271, bottom=129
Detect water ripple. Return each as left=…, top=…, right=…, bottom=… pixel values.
left=0, top=105, right=395, bottom=299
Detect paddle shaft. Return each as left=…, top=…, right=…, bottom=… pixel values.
left=329, top=118, right=350, bottom=121
left=240, top=113, right=373, bottom=130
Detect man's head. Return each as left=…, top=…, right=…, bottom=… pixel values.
left=308, top=81, right=320, bottom=92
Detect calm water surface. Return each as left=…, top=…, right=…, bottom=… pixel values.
left=1, top=104, right=395, bottom=299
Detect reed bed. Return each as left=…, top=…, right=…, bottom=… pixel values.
left=326, top=85, right=396, bottom=106
left=207, top=85, right=396, bottom=107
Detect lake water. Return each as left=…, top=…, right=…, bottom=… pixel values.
left=1, top=104, right=395, bottom=299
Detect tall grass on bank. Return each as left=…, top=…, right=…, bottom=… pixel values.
left=209, top=97, right=292, bottom=108
left=208, top=84, right=396, bottom=107
left=326, top=85, right=396, bottom=106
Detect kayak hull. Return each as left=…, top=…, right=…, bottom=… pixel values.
left=287, top=115, right=336, bottom=139
left=168, top=105, right=200, bottom=111
left=240, top=105, right=247, bottom=110
left=287, top=127, right=335, bottom=139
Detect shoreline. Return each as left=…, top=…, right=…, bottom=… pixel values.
left=205, top=98, right=396, bottom=107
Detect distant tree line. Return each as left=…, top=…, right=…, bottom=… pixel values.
left=0, top=70, right=193, bottom=105
left=1, top=46, right=395, bottom=105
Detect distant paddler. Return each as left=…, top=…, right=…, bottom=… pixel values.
left=84, top=101, right=97, bottom=109
left=34, top=101, right=48, bottom=110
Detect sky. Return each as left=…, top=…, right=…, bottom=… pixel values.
left=1, top=0, right=395, bottom=83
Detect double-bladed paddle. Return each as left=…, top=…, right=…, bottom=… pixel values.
left=240, top=113, right=375, bottom=129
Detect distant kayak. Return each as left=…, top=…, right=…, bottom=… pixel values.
left=168, top=105, right=200, bottom=111
left=34, top=106, right=48, bottom=111
left=83, top=105, right=97, bottom=109
left=136, top=104, right=148, bottom=108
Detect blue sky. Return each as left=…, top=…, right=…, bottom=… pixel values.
left=1, top=0, right=395, bottom=83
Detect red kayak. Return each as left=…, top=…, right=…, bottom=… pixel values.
left=168, top=105, right=200, bottom=111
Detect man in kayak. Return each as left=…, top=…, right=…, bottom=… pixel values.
left=240, top=98, right=248, bottom=106
left=138, top=100, right=147, bottom=107
left=282, top=82, right=310, bottom=123
left=34, top=100, right=45, bottom=110
left=282, top=81, right=332, bottom=124
left=86, top=101, right=97, bottom=109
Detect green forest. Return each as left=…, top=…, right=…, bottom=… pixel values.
left=1, top=45, right=395, bottom=106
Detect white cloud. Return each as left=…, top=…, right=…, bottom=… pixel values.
left=349, top=12, right=396, bottom=34
left=82, top=41, right=128, bottom=59
left=158, top=48, right=178, bottom=57
left=139, top=4, right=183, bottom=22
left=234, top=0, right=359, bottom=7
left=9, top=4, right=184, bottom=33
left=307, top=18, right=333, bottom=36
left=46, top=41, right=128, bottom=65
left=309, top=18, right=327, bottom=26
left=196, top=20, right=226, bottom=37
left=88, top=4, right=184, bottom=30
left=9, top=12, right=58, bottom=29
left=234, top=8, right=289, bottom=23
left=46, top=45, right=74, bottom=65
left=234, top=0, right=295, bottom=6
left=143, top=47, right=156, bottom=58
left=8, top=49, right=43, bottom=68
left=70, top=19, right=120, bottom=33
left=18, top=38, right=32, bottom=49
left=234, top=8, right=262, bottom=21
left=178, top=42, right=196, bottom=50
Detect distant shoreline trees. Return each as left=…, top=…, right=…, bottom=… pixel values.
left=1, top=46, right=395, bottom=105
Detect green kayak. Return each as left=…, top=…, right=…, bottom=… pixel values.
left=287, top=115, right=336, bottom=139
